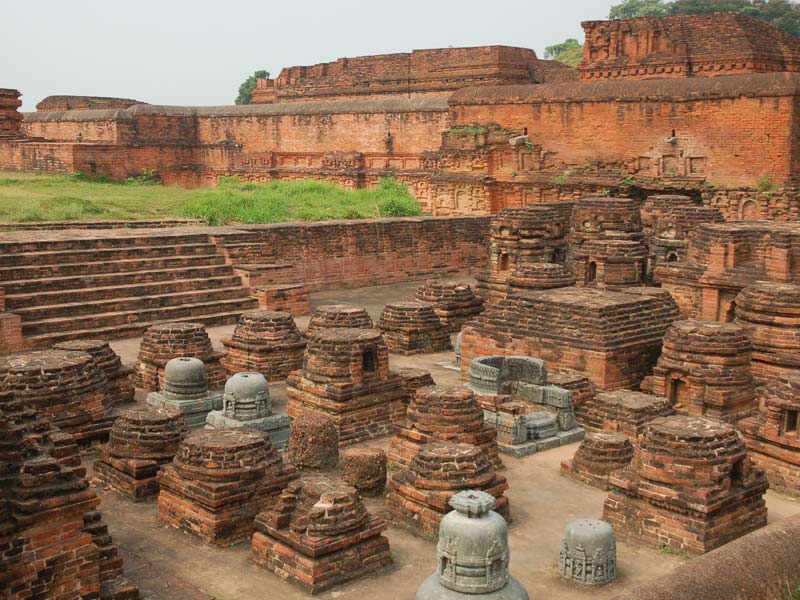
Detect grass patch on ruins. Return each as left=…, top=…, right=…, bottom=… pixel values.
left=0, top=172, right=423, bottom=224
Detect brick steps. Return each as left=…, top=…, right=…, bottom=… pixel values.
left=0, top=242, right=219, bottom=267
left=0, top=233, right=212, bottom=255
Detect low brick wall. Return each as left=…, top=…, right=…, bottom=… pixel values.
left=612, top=513, right=800, bottom=600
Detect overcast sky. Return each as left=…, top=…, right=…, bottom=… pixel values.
left=2, top=0, right=609, bottom=110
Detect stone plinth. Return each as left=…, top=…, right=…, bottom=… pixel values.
left=561, top=431, right=634, bottom=489
left=286, top=328, right=404, bottom=446
left=577, top=390, right=674, bottom=439
left=94, top=407, right=187, bottom=501
left=735, top=283, right=800, bottom=382
left=378, top=301, right=452, bottom=355
left=146, top=357, right=223, bottom=428
left=559, top=519, right=616, bottom=586
left=739, top=374, right=800, bottom=498
left=414, top=280, right=485, bottom=332
left=603, top=415, right=768, bottom=554
left=507, top=262, right=577, bottom=296
left=416, top=490, right=529, bottom=600
left=287, top=413, right=340, bottom=471
left=134, top=322, right=226, bottom=392
left=206, top=372, right=290, bottom=449
left=0, top=349, right=110, bottom=443
left=549, top=370, right=596, bottom=413
left=306, top=304, right=373, bottom=335
left=55, top=339, right=134, bottom=407
left=220, top=310, right=306, bottom=382
left=388, top=385, right=501, bottom=468
left=461, top=287, right=678, bottom=391
left=158, top=429, right=298, bottom=546
left=641, top=319, right=756, bottom=423
left=387, top=442, right=510, bottom=539
left=340, top=448, right=387, bottom=496
left=252, top=476, right=391, bottom=594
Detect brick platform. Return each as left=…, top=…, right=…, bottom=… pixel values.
left=134, top=322, right=226, bottom=391
left=388, top=385, right=501, bottom=468
left=158, top=429, right=298, bottom=546
left=253, top=283, right=311, bottom=316
left=507, top=262, right=577, bottom=295
left=577, top=390, right=674, bottom=440
left=386, top=441, right=509, bottom=539
left=603, top=415, right=768, bottom=554
left=413, top=280, right=484, bottom=333
left=286, top=328, right=403, bottom=446
left=220, top=310, right=306, bottom=382
left=94, top=407, right=188, bottom=501
left=378, top=301, right=452, bottom=355
left=560, top=431, right=634, bottom=490
left=55, top=339, right=135, bottom=406
left=251, top=476, right=391, bottom=594
left=641, top=319, right=756, bottom=423
left=305, top=304, right=373, bottom=335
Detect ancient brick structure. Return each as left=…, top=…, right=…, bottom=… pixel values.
left=0, top=89, right=22, bottom=137
left=413, top=279, right=484, bottom=332
left=36, top=95, right=147, bottom=111
left=306, top=304, right=374, bottom=334
left=158, top=428, right=298, bottom=545
left=388, top=385, right=501, bottom=468
left=734, top=283, right=800, bottom=383
left=0, top=287, right=24, bottom=356
left=738, top=375, right=800, bottom=498
left=286, top=327, right=403, bottom=445
left=641, top=319, right=756, bottom=423
left=658, top=222, right=800, bottom=321
left=507, top=262, right=577, bottom=296
left=146, top=357, right=223, bottom=427
left=206, top=372, right=291, bottom=448
left=340, top=448, right=387, bottom=496
left=94, top=407, right=187, bottom=501
left=377, top=301, right=452, bottom=355
left=0, top=390, right=139, bottom=599
left=461, top=287, right=678, bottom=390
left=220, top=310, right=306, bottom=382
left=0, top=349, right=111, bottom=444
left=577, top=390, right=674, bottom=439
left=251, top=475, right=391, bottom=594
left=134, top=322, right=226, bottom=392
left=396, top=367, right=436, bottom=409
left=253, top=283, right=311, bottom=315
left=560, top=431, right=634, bottom=490
left=579, top=13, right=800, bottom=81
left=604, top=415, right=768, bottom=554
left=286, top=413, right=340, bottom=471
left=386, top=441, right=509, bottom=538
left=548, top=369, right=596, bottom=414
left=54, top=339, right=134, bottom=406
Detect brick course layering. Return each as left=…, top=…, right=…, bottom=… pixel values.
left=305, top=304, right=374, bottom=334
left=54, top=339, right=134, bottom=407
left=157, top=428, right=298, bottom=546
left=377, top=301, right=453, bottom=355
left=412, top=279, right=484, bottom=332
left=560, top=431, right=634, bottom=490
left=603, top=415, right=768, bottom=554
left=577, top=390, right=674, bottom=439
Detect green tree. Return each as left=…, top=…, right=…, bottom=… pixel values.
left=235, top=70, right=269, bottom=105
left=608, top=0, right=670, bottom=19
left=544, top=38, right=581, bottom=59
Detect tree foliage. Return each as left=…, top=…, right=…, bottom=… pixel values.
left=235, top=70, right=269, bottom=105
left=544, top=38, right=581, bottom=59
left=608, top=0, right=800, bottom=37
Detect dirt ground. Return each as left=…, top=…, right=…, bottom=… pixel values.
left=99, top=280, right=800, bottom=600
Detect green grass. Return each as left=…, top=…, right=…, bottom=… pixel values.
left=0, top=172, right=423, bottom=225
left=553, top=46, right=583, bottom=68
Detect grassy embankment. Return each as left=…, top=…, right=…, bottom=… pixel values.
left=0, top=172, right=423, bottom=224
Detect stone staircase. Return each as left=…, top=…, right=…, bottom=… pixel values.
left=0, top=231, right=258, bottom=348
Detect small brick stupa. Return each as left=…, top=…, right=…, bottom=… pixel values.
left=560, top=431, right=634, bottom=489
left=735, top=283, right=800, bottom=383
left=413, top=280, right=485, bottom=332
left=54, top=339, right=135, bottom=406
left=603, top=415, right=768, bottom=554
left=305, top=304, right=374, bottom=335
left=286, top=412, right=340, bottom=471
left=252, top=475, right=391, bottom=594
left=577, top=390, right=674, bottom=439
left=134, top=322, right=226, bottom=392
left=158, top=428, right=298, bottom=545
left=220, top=310, right=306, bottom=381
left=739, top=374, right=800, bottom=498
left=395, top=367, right=436, bottom=425
left=642, top=319, right=756, bottom=423
left=286, top=328, right=404, bottom=446
left=386, top=441, right=510, bottom=538
left=146, top=357, right=223, bottom=427
left=94, top=407, right=187, bottom=501
left=378, top=301, right=453, bottom=355
left=206, top=372, right=291, bottom=449
left=507, top=262, right=577, bottom=296
left=388, top=385, right=501, bottom=468
left=0, top=349, right=110, bottom=444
